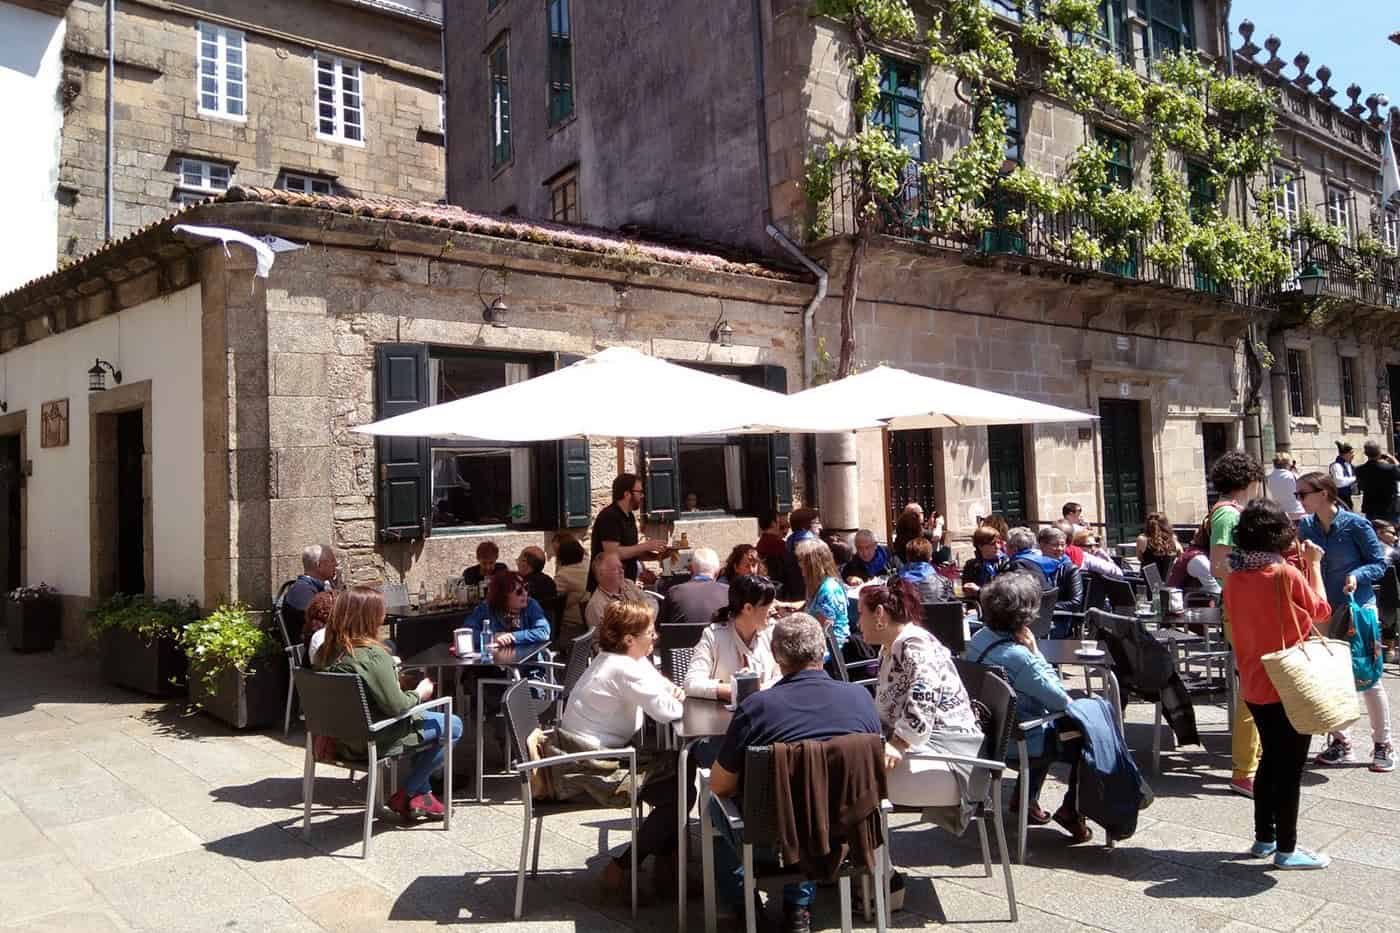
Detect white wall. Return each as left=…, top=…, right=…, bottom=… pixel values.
left=0, top=3, right=65, bottom=294
left=3, top=285, right=205, bottom=602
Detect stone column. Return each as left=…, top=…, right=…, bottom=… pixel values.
left=1268, top=331, right=1292, bottom=455
left=816, top=431, right=859, bottom=541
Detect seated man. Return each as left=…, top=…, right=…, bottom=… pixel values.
left=707, top=613, right=882, bottom=931
left=843, top=529, right=894, bottom=583
left=585, top=552, right=646, bottom=630
left=516, top=545, right=558, bottom=605
left=897, top=536, right=955, bottom=603
left=282, top=544, right=338, bottom=645
left=463, top=540, right=508, bottom=588
left=1007, top=526, right=1083, bottom=637
left=662, top=547, right=729, bottom=625
left=755, top=509, right=787, bottom=578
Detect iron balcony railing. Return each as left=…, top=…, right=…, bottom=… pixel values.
left=1291, top=234, right=1400, bottom=309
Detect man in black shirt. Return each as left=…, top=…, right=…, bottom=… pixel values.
left=589, top=473, right=667, bottom=587
left=281, top=544, right=338, bottom=644
left=1355, top=441, right=1400, bottom=523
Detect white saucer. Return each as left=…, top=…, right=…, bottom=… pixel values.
left=1074, top=648, right=1106, bottom=658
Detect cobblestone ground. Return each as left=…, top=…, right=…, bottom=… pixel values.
left=4, top=644, right=1400, bottom=932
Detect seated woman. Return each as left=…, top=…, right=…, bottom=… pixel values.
left=795, top=539, right=850, bottom=647
left=960, top=525, right=1009, bottom=597
left=858, top=578, right=981, bottom=807
left=1072, top=529, right=1125, bottom=580
left=553, top=534, right=591, bottom=646
left=302, top=590, right=336, bottom=665
left=966, top=572, right=1091, bottom=843
left=463, top=570, right=552, bottom=648
left=685, top=574, right=780, bottom=701
left=316, top=586, right=463, bottom=822
left=897, top=536, right=956, bottom=603
left=1135, top=512, right=1182, bottom=581
left=716, top=543, right=764, bottom=584
left=556, top=600, right=687, bottom=896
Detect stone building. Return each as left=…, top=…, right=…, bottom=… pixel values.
left=445, top=0, right=1400, bottom=546
left=0, top=191, right=808, bottom=637
left=2, top=0, right=446, bottom=293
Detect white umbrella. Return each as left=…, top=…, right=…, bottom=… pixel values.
left=782, top=365, right=1096, bottom=430
left=353, top=346, right=881, bottom=441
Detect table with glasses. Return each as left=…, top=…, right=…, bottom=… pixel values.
left=401, top=641, right=550, bottom=801
left=386, top=604, right=478, bottom=658
left=1036, top=639, right=1124, bottom=733
left=673, top=697, right=733, bottom=932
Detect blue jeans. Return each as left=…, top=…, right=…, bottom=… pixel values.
left=403, top=711, right=462, bottom=795
left=708, top=794, right=814, bottom=911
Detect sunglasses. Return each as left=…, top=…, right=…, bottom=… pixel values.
left=1296, top=487, right=1318, bottom=496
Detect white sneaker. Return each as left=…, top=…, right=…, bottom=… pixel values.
left=1373, top=743, right=1395, bottom=773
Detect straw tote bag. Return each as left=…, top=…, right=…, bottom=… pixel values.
left=1260, top=570, right=1360, bottom=735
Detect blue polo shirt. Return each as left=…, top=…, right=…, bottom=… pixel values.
left=715, top=668, right=881, bottom=777
left=1297, top=508, right=1387, bottom=608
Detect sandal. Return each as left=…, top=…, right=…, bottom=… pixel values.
left=1052, top=807, right=1093, bottom=844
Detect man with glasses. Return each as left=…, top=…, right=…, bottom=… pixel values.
left=588, top=472, right=668, bottom=589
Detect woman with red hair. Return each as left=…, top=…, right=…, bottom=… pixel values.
left=462, top=569, right=552, bottom=648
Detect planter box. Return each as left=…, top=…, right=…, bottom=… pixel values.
left=190, top=656, right=288, bottom=730
left=6, top=598, right=60, bottom=653
left=99, top=627, right=188, bottom=697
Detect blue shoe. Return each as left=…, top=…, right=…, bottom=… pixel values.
left=1274, top=849, right=1331, bottom=870
left=1249, top=841, right=1277, bottom=858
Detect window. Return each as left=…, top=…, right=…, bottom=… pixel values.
left=488, top=39, right=511, bottom=167
left=196, top=22, right=245, bottom=119
left=991, top=93, right=1022, bottom=164
left=173, top=157, right=231, bottom=204
left=1144, top=0, right=1193, bottom=59
left=549, top=167, right=579, bottom=223
left=871, top=57, right=922, bottom=159
left=1084, top=0, right=1128, bottom=59
left=1341, top=355, right=1361, bottom=419
left=1286, top=348, right=1311, bottom=417
left=278, top=172, right=333, bottom=195
left=315, top=54, right=363, bottom=144
left=1327, top=187, right=1352, bottom=243
left=547, top=0, right=573, bottom=126
left=1273, top=167, right=1300, bottom=226
left=980, top=0, right=1039, bottom=20
left=1386, top=209, right=1399, bottom=251
left=1096, top=129, right=1132, bottom=189
left=1186, top=162, right=1215, bottom=221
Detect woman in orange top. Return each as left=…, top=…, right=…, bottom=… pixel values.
left=1222, top=498, right=1332, bottom=870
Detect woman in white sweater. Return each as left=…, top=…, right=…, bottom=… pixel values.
left=684, top=574, right=781, bottom=702
left=557, top=599, right=686, bottom=898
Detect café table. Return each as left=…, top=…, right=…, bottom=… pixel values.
left=1036, top=639, right=1124, bottom=733
left=386, top=604, right=475, bottom=659
left=401, top=640, right=550, bottom=801
left=673, top=697, right=733, bottom=933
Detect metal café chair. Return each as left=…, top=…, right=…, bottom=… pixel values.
left=921, top=601, right=966, bottom=655
left=1142, top=562, right=1163, bottom=596
left=294, top=668, right=453, bottom=859
left=273, top=579, right=303, bottom=736
left=877, top=660, right=1019, bottom=921
left=1034, top=589, right=1056, bottom=639
left=825, top=629, right=879, bottom=689
left=500, top=679, right=639, bottom=920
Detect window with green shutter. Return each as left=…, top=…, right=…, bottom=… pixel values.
left=979, top=93, right=1026, bottom=255
left=1144, top=0, right=1193, bottom=60
left=488, top=39, right=511, bottom=168
left=1095, top=129, right=1132, bottom=190
left=1186, top=162, right=1215, bottom=220
left=871, top=57, right=923, bottom=159
left=547, top=0, right=573, bottom=126
left=1078, top=0, right=1128, bottom=59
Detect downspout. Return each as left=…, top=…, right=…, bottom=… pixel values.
left=750, top=0, right=772, bottom=228
left=105, top=0, right=115, bottom=242
left=767, top=224, right=829, bottom=510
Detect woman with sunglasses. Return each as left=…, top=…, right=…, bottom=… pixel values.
left=1295, top=472, right=1392, bottom=771
left=462, top=569, right=553, bottom=648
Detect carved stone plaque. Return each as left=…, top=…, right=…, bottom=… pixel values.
left=40, top=399, right=69, bottom=449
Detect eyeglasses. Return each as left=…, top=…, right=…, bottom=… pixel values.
left=630, top=488, right=643, bottom=495
left=1296, top=487, right=1318, bottom=497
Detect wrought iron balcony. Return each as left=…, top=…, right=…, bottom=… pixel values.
left=1287, top=235, right=1400, bottom=309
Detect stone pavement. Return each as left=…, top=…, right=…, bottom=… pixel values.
left=4, top=644, right=1400, bottom=933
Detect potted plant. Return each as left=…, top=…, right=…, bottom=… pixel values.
left=178, top=603, right=286, bottom=730
left=6, top=583, right=60, bottom=653
left=89, top=595, right=200, bottom=697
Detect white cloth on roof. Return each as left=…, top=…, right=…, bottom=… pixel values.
left=172, top=224, right=277, bottom=278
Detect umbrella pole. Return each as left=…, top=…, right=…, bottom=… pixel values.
left=616, top=438, right=625, bottom=474
left=881, top=427, right=893, bottom=544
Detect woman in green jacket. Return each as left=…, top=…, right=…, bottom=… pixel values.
left=318, top=586, right=462, bottom=822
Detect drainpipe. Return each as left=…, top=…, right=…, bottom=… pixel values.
left=750, top=0, right=773, bottom=229
left=105, top=0, right=116, bottom=242
left=766, top=224, right=830, bottom=515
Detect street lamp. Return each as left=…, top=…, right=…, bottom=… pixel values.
left=87, top=358, right=122, bottom=392
left=1298, top=260, right=1326, bottom=298
left=481, top=295, right=509, bottom=328
left=709, top=320, right=734, bottom=347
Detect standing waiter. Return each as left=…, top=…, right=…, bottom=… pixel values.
left=588, top=473, right=668, bottom=589
left=1331, top=441, right=1358, bottom=509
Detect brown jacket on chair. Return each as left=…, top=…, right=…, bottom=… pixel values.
left=771, top=732, right=887, bottom=882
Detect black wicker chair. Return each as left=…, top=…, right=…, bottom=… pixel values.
left=273, top=579, right=302, bottom=736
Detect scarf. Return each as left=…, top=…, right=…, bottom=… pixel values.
left=1228, top=550, right=1283, bottom=572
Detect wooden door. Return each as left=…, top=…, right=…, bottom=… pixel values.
left=987, top=425, right=1027, bottom=524
left=887, top=429, right=936, bottom=532
left=1099, top=399, right=1145, bottom=547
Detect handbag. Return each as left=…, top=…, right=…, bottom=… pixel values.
left=1259, top=569, right=1361, bottom=735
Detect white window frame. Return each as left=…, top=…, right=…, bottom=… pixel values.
left=173, top=157, right=231, bottom=205
left=315, top=54, right=364, bottom=145
left=196, top=22, right=246, bottom=121
left=1326, top=186, right=1352, bottom=243
left=1385, top=208, right=1398, bottom=251
left=279, top=172, right=333, bottom=195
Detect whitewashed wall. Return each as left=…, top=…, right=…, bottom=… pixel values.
left=4, top=285, right=205, bottom=602
left=0, top=3, right=65, bottom=294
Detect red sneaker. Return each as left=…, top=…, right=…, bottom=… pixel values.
left=409, top=792, right=446, bottom=821
left=387, top=790, right=413, bottom=822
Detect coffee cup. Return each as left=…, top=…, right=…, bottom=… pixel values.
left=1079, top=639, right=1097, bottom=654
left=732, top=671, right=760, bottom=706
left=454, top=627, right=475, bottom=657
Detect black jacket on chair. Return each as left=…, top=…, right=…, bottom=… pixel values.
left=1089, top=609, right=1199, bottom=747
left=1010, top=555, right=1084, bottom=615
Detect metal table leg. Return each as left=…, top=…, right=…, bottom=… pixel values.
left=677, top=736, right=700, bottom=933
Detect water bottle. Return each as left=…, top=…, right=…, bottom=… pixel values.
left=417, top=581, right=428, bottom=608
left=481, top=616, right=494, bottom=654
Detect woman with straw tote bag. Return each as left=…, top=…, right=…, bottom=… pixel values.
left=1223, top=499, right=1342, bottom=869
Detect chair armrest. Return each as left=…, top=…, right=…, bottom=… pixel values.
left=370, top=696, right=453, bottom=733
left=903, top=750, right=1009, bottom=773
left=1018, top=711, right=1069, bottom=731
left=514, top=746, right=637, bottom=772
left=533, top=660, right=566, bottom=672
left=698, top=767, right=744, bottom=829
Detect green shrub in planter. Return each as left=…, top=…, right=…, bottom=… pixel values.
left=89, top=594, right=200, bottom=696
left=7, top=583, right=60, bottom=653
left=179, top=604, right=285, bottom=729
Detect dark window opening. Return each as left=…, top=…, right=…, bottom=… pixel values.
left=488, top=40, right=511, bottom=168
left=1341, top=356, right=1360, bottom=419
left=1286, top=348, right=1309, bottom=417
left=547, top=0, right=573, bottom=125
left=1096, top=129, right=1133, bottom=190
left=871, top=57, right=923, bottom=159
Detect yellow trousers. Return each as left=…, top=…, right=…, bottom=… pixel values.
left=1224, top=614, right=1261, bottom=779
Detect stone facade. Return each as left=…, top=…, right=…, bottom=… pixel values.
left=53, top=0, right=445, bottom=263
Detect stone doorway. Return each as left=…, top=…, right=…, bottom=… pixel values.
left=90, top=381, right=153, bottom=599
left=1099, top=399, right=1146, bottom=547
left=0, top=433, right=21, bottom=591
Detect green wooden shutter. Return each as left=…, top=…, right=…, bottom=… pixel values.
left=374, top=343, right=430, bottom=541
left=555, top=353, right=591, bottom=528
left=739, top=365, right=794, bottom=515
left=642, top=436, right=681, bottom=521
